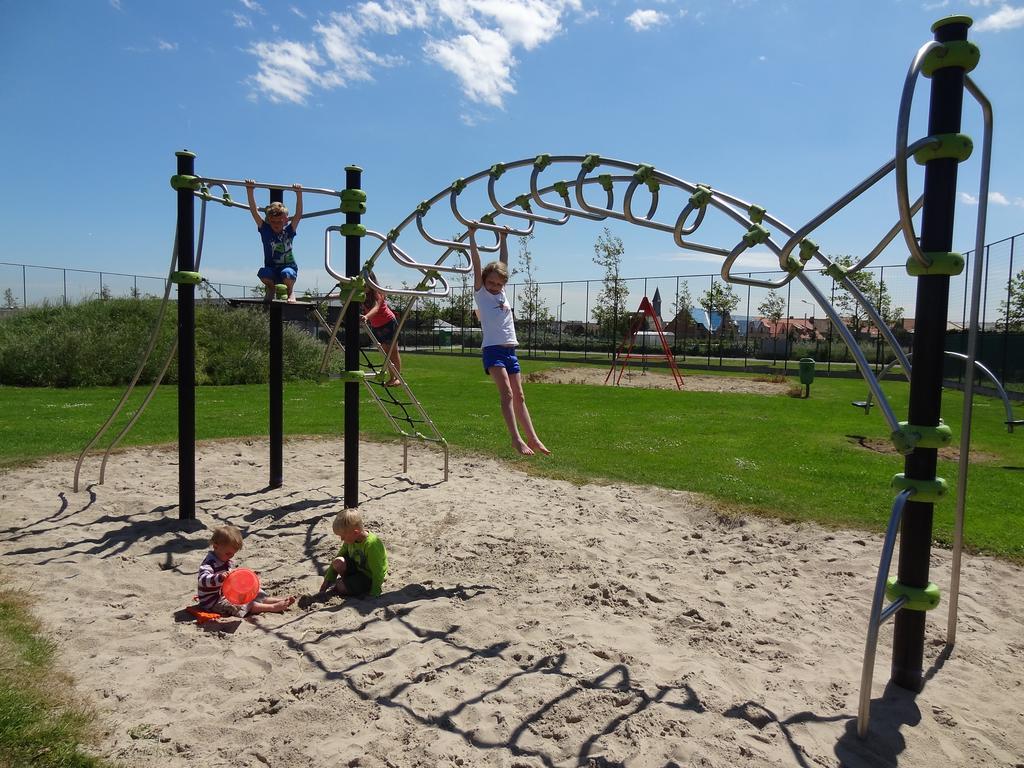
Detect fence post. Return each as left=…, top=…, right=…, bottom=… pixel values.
left=63, top=269, right=67, bottom=306
left=22, top=265, right=26, bottom=308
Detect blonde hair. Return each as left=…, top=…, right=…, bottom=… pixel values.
left=265, top=201, right=289, bottom=219
left=332, top=509, right=364, bottom=536
left=210, top=524, right=243, bottom=550
left=481, top=260, right=508, bottom=283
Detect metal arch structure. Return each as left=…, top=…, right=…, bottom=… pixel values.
left=329, top=16, right=992, bottom=745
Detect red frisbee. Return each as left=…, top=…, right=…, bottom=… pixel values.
left=221, top=568, right=260, bottom=605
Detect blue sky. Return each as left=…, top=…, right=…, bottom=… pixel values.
left=2, top=0, right=1022, bottom=310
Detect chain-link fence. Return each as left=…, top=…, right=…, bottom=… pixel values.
left=3, top=232, right=1022, bottom=385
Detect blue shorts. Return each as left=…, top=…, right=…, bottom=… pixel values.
left=371, top=319, right=397, bottom=346
left=258, top=265, right=298, bottom=283
left=482, top=345, right=520, bottom=374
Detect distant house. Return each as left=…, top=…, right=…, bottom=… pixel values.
left=665, top=307, right=737, bottom=338
left=759, top=316, right=821, bottom=341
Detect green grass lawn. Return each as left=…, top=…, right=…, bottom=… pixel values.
left=2, top=354, right=1022, bottom=560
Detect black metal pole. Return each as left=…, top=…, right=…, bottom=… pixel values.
left=891, top=16, right=970, bottom=691
left=176, top=150, right=196, bottom=520
left=344, top=166, right=362, bottom=508
left=269, top=187, right=284, bottom=489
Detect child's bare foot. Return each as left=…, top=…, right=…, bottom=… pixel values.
left=385, top=379, right=401, bottom=387
left=528, top=439, right=551, bottom=456
left=514, top=440, right=535, bottom=456
left=287, top=297, right=297, bottom=303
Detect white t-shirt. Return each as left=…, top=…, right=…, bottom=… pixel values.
left=474, top=286, right=518, bottom=348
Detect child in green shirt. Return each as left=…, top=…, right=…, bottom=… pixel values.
left=319, top=509, right=389, bottom=597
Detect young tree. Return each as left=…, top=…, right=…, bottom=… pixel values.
left=997, top=268, right=1024, bottom=331
left=758, top=290, right=786, bottom=364
left=591, top=228, right=629, bottom=340
left=3, top=288, right=17, bottom=309
left=698, top=281, right=740, bottom=335
left=671, top=281, right=694, bottom=343
left=828, top=255, right=904, bottom=336
left=515, top=233, right=553, bottom=347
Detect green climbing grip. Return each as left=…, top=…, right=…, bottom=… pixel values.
left=340, top=223, right=366, bottom=238
left=489, top=163, right=506, bottom=179
left=170, top=271, right=202, bottom=285
left=885, top=577, right=941, bottom=612
left=914, top=133, right=973, bottom=165
left=891, top=473, right=948, bottom=504
left=534, top=154, right=552, bottom=171
left=451, top=178, right=467, bottom=194
left=689, top=184, right=712, bottom=208
left=582, top=154, right=601, bottom=172
left=340, top=189, right=367, bottom=214
left=906, top=251, right=964, bottom=277
left=598, top=174, right=614, bottom=193
left=220, top=192, right=234, bottom=207
left=921, top=39, right=980, bottom=77
left=891, top=421, right=953, bottom=454
left=824, top=263, right=848, bottom=281
left=748, top=204, right=766, bottom=224
left=633, top=164, right=659, bottom=193
left=553, top=181, right=570, bottom=201
left=479, top=212, right=496, bottom=225
left=386, top=228, right=400, bottom=242
left=742, top=224, right=770, bottom=248
left=799, top=239, right=818, bottom=263
left=335, top=370, right=373, bottom=383
left=170, top=174, right=201, bottom=191
left=783, top=255, right=803, bottom=275
left=514, top=194, right=533, bottom=212
left=337, top=279, right=365, bottom=304
left=416, top=200, right=431, bottom=216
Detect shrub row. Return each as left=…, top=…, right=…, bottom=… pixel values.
left=0, top=298, right=333, bottom=387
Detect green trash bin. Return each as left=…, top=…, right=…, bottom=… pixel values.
left=798, top=357, right=815, bottom=398
left=437, top=329, right=452, bottom=346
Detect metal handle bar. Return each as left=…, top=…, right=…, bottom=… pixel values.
left=449, top=187, right=534, bottom=237
left=795, top=272, right=901, bottom=431
left=193, top=175, right=340, bottom=197
left=778, top=138, right=935, bottom=272
left=858, top=488, right=914, bottom=738
left=949, top=74, right=995, bottom=647
left=529, top=166, right=607, bottom=221
left=324, top=226, right=455, bottom=296
left=895, top=40, right=943, bottom=269
left=416, top=209, right=502, bottom=253
left=719, top=236, right=797, bottom=290
left=192, top=186, right=343, bottom=220
left=487, top=174, right=570, bottom=226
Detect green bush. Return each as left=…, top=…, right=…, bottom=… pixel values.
left=0, top=298, right=333, bottom=387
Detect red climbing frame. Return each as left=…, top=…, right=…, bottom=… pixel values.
left=604, top=296, right=684, bottom=389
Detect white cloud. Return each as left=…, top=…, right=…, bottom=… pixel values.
left=246, top=0, right=583, bottom=109
left=157, top=39, right=178, bottom=51
left=626, top=9, right=669, bottom=31
left=922, top=0, right=949, bottom=10
left=959, top=191, right=1015, bottom=205
left=974, top=4, right=1024, bottom=31
left=290, top=6, right=306, bottom=19
left=248, top=40, right=326, bottom=104
left=232, top=12, right=252, bottom=29
left=110, top=0, right=122, bottom=10
left=239, top=0, right=264, bottom=12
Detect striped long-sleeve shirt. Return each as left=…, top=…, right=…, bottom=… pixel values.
left=196, top=551, right=234, bottom=608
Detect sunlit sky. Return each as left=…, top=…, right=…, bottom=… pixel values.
left=2, top=0, right=1022, bottom=308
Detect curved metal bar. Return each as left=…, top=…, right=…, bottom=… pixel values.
left=858, top=489, right=914, bottom=739
left=622, top=179, right=680, bottom=234
left=674, top=202, right=708, bottom=238
left=797, top=273, right=901, bottom=431
left=778, top=139, right=934, bottom=271
left=852, top=196, right=925, bottom=275
left=895, top=40, right=944, bottom=268
left=949, top=75, right=995, bottom=647
left=449, top=187, right=534, bottom=237
left=193, top=175, right=340, bottom=197
left=529, top=166, right=607, bottom=221
left=573, top=167, right=627, bottom=221
left=487, top=174, right=569, bottom=226
left=416, top=210, right=501, bottom=253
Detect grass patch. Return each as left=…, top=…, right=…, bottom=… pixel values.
left=0, top=587, right=106, bottom=768
left=1, top=354, right=1022, bottom=561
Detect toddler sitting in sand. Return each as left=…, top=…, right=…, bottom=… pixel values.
left=318, top=510, right=389, bottom=598
left=196, top=525, right=295, bottom=617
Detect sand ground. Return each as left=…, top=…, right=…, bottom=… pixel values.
left=1, top=438, right=1022, bottom=768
